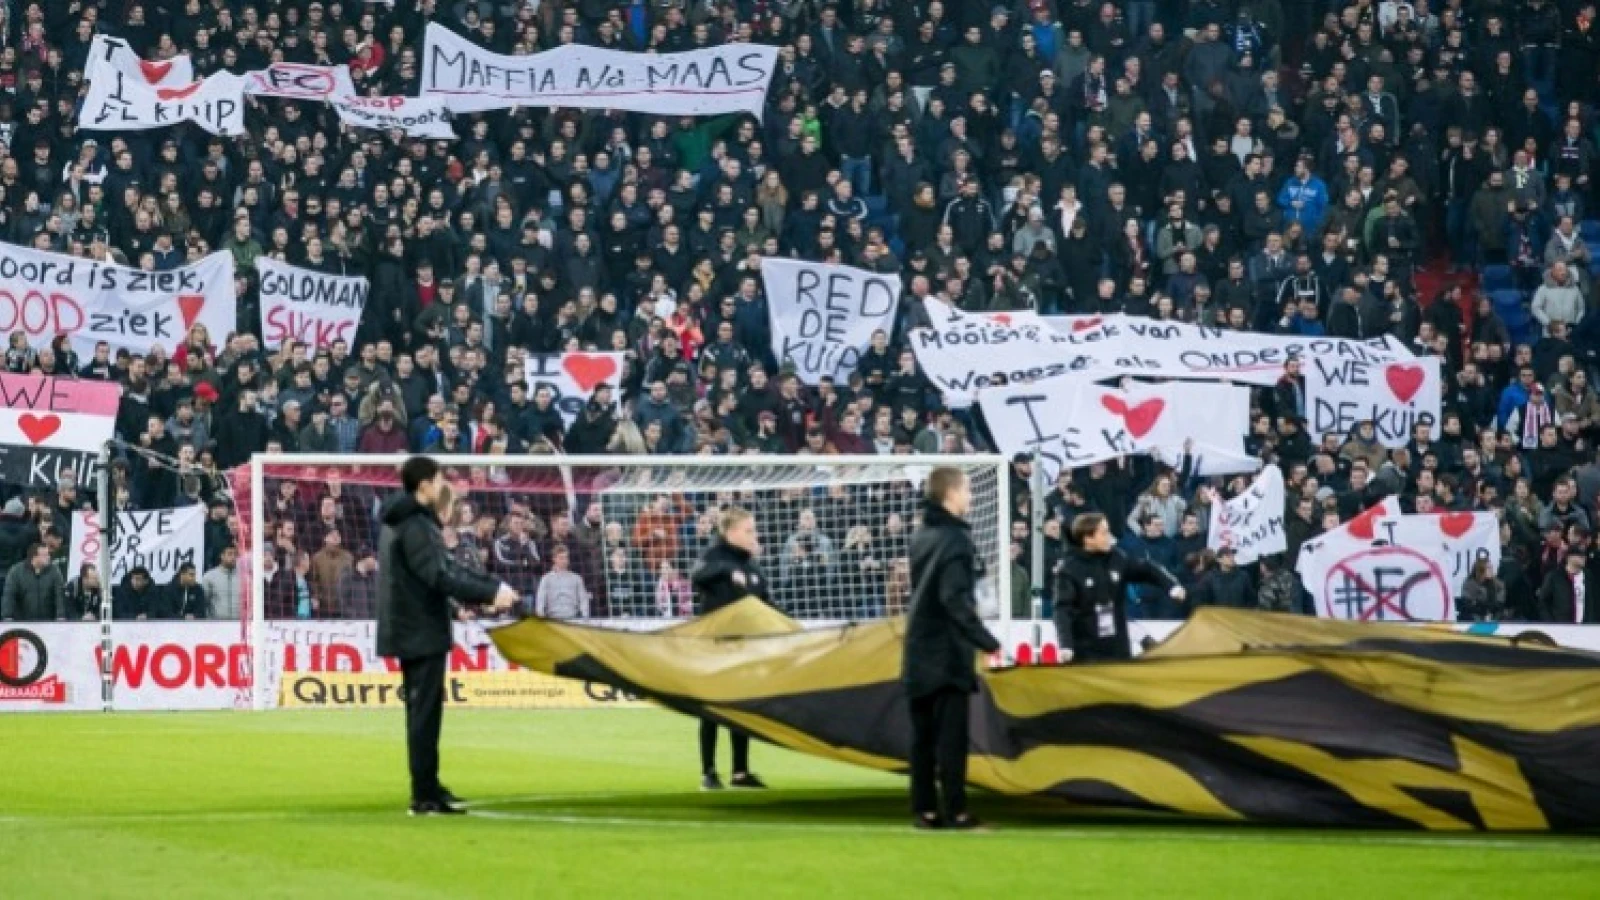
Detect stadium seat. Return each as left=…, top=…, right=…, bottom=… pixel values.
left=1480, top=265, right=1514, bottom=293
left=1489, top=289, right=1525, bottom=313
left=863, top=195, right=887, bottom=218
left=1581, top=220, right=1600, bottom=244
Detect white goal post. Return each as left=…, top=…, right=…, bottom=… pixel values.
left=241, top=453, right=1011, bottom=710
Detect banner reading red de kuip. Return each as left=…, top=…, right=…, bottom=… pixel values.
left=0, top=374, right=120, bottom=489
left=0, top=244, right=234, bottom=357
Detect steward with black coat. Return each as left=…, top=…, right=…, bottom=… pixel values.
left=1054, top=544, right=1180, bottom=662
left=904, top=502, right=1001, bottom=698
left=692, top=540, right=771, bottom=613
left=376, top=493, right=501, bottom=660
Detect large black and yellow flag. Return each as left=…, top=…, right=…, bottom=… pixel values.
left=490, top=603, right=1600, bottom=831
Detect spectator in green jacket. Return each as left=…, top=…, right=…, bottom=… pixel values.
left=2, top=543, right=66, bottom=621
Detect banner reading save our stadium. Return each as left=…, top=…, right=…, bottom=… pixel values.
left=0, top=244, right=234, bottom=355
left=421, top=23, right=777, bottom=116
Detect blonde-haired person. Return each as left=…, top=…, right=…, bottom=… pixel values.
left=688, top=506, right=773, bottom=791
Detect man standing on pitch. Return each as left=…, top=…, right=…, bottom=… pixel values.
left=904, top=467, right=1001, bottom=830
left=378, top=455, right=518, bottom=816
left=690, top=506, right=770, bottom=790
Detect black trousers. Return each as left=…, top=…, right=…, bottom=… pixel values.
left=908, top=687, right=970, bottom=819
left=401, top=653, right=447, bottom=803
left=699, top=718, right=750, bottom=775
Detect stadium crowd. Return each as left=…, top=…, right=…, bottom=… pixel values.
left=3, top=0, right=1600, bottom=627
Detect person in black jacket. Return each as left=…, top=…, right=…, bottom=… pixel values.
left=377, top=455, right=518, bottom=816
left=1053, top=513, right=1185, bottom=663
left=689, top=506, right=771, bottom=791
left=903, top=467, right=1001, bottom=830
left=167, top=563, right=210, bottom=619
left=1536, top=546, right=1598, bottom=623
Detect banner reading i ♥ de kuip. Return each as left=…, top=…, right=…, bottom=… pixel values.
left=257, top=257, right=369, bottom=350
left=85, top=34, right=193, bottom=88
left=977, top=375, right=1254, bottom=483
left=0, top=374, right=120, bottom=489
left=79, top=68, right=248, bottom=136
left=0, top=244, right=234, bottom=357
left=421, top=23, right=777, bottom=117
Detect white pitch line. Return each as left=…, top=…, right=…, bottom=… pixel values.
left=3, top=803, right=1597, bottom=855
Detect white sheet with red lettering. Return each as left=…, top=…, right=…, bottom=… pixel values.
left=0, top=244, right=234, bottom=357
left=257, top=257, right=369, bottom=350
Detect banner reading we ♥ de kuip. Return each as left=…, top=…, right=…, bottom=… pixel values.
left=0, top=374, right=120, bottom=489
left=257, top=257, right=369, bottom=350
left=422, top=23, right=776, bottom=117
left=0, top=244, right=234, bottom=357
left=1306, top=354, right=1442, bottom=447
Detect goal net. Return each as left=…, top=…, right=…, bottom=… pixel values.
left=234, top=453, right=1009, bottom=710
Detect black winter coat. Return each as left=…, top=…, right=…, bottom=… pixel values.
left=691, top=540, right=771, bottom=614
left=376, top=493, right=501, bottom=660
left=903, top=503, right=1000, bottom=698
left=1053, top=546, right=1178, bottom=662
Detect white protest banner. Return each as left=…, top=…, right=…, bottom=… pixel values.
left=331, top=94, right=455, bottom=139
left=80, top=69, right=247, bottom=136
left=68, top=506, right=206, bottom=585
left=1040, top=314, right=1414, bottom=387
left=978, top=376, right=1253, bottom=482
left=86, top=35, right=193, bottom=87
left=1126, top=379, right=1259, bottom=477
left=422, top=23, right=777, bottom=117
left=1208, top=465, right=1286, bottom=564
left=243, top=63, right=356, bottom=100
left=1297, top=502, right=1497, bottom=622
left=257, top=257, right=369, bottom=350
left=0, top=374, right=119, bottom=490
left=0, top=244, right=234, bottom=357
left=762, top=259, right=898, bottom=384
left=1306, top=354, right=1441, bottom=447
left=524, top=352, right=626, bottom=427
left=910, top=300, right=1107, bottom=407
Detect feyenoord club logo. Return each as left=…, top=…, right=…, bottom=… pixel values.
left=0, top=628, right=67, bottom=702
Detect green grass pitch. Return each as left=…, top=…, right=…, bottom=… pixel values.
left=2, top=709, right=1594, bottom=898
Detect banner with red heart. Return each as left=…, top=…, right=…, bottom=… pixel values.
left=1306, top=356, right=1441, bottom=449
left=524, top=352, right=627, bottom=431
